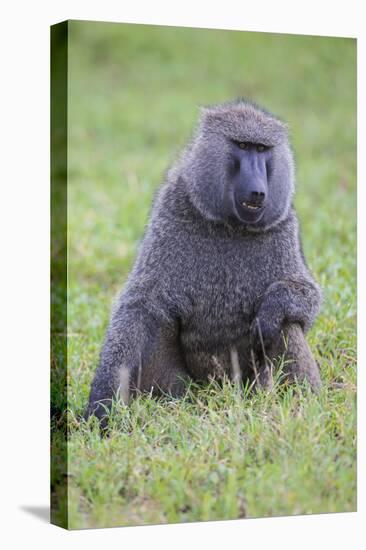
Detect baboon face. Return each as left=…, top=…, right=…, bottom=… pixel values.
left=183, top=101, right=295, bottom=230
left=226, top=140, right=271, bottom=224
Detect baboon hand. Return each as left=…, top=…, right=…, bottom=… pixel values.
left=250, top=311, right=283, bottom=355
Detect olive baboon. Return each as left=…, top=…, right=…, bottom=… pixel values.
left=86, top=99, right=322, bottom=422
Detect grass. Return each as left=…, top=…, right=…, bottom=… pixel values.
left=52, top=21, right=356, bottom=529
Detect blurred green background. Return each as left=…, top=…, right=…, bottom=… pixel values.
left=63, top=21, right=356, bottom=528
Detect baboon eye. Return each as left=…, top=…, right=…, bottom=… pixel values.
left=238, top=142, right=247, bottom=150
left=256, top=144, right=266, bottom=152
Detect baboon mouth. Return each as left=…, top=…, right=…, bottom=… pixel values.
left=233, top=196, right=266, bottom=224
left=241, top=202, right=261, bottom=210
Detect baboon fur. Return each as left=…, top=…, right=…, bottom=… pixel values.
left=86, top=99, right=322, bottom=422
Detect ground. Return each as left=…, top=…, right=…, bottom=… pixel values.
left=51, top=21, right=356, bottom=529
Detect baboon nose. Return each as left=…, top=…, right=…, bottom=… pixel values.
left=250, top=191, right=265, bottom=206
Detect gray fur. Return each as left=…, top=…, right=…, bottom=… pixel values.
left=86, top=99, right=322, bottom=422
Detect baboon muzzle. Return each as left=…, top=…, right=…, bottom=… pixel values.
left=238, top=156, right=267, bottom=209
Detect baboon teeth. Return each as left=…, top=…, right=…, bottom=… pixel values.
left=242, top=202, right=260, bottom=210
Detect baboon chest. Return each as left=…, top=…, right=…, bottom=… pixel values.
left=180, top=241, right=269, bottom=351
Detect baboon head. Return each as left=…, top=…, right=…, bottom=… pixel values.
left=180, top=100, right=295, bottom=230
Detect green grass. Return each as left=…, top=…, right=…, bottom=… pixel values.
left=55, top=21, right=356, bottom=528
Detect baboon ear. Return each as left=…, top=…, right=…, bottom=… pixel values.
left=198, top=106, right=212, bottom=120
left=199, top=106, right=212, bottom=116
left=199, top=106, right=225, bottom=126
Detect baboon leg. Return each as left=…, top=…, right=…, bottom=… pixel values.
left=270, top=323, right=321, bottom=391
left=134, top=327, right=190, bottom=398
left=86, top=327, right=189, bottom=425
left=246, top=353, right=274, bottom=390
left=240, top=341, right=274, bottom=390
left=256, top=363, right=274, bottom=389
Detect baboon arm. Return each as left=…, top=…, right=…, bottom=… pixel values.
left=86, top=301, right=173, bottom=419
left=258, top=277, right=322, bottom=332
